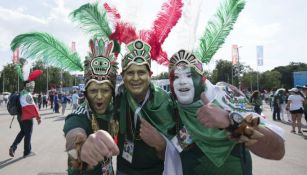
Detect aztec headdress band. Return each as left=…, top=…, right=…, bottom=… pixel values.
left=169, top=50, right=204, bottom=76
left=122, top=40, right=151, bottom=71
left=84, top=39, right=118, bottom=88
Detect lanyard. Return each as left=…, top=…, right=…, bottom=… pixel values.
left=133, top=90, right=150, bottom=127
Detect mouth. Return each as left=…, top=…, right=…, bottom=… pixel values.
left=178, top=87, right=190, bottom=92
left=130, top=83, right=142, bottom=88
left=95, top=102, right=104, bottom=109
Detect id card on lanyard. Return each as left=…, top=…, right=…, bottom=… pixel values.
left=122, top=139, right=134, bottom=163
left=122, top=90, right=150, bottom=163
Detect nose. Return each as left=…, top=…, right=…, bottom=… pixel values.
left=132, top=72, right=139, bottom=81
left=97, top=90, right=103, bottom=99
left=178, top=77, right=186, bottom=85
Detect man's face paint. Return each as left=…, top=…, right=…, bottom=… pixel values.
left=123, top=64, right=151, bottom=102
left=173, top=67, right=195, bottom=105
left=26, top=81, right=35, bottom=93
left=86, top=81, right=112, bottom=114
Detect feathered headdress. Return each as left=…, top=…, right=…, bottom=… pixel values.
left=84, top=38, right=118, bottom=88
left=169, top=0, right=246, bottom=75
left=15, top=61, right=43, bottom=83
left=71, top=0, right=183, bottom=70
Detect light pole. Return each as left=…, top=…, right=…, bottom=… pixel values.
left=237, top=46, right=243, bottom=90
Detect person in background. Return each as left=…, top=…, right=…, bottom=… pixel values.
left=272, top=91, right=282, bottom=121
left=61, top=93, right=70, bottom=116
left=49, top=90, right=54, bottom=109
left=286, top=88, right=304, bottom=134
left=37, top=93, right=42, bottom=110
left=53, top=92, right=59, bottom=113
left=9, top=69, right=42, bottom=157
left=42, top=93, right=48, bottom=109
left=250, top=90, right=263, bottom=115
left=71, top=90, right=79, bottom=112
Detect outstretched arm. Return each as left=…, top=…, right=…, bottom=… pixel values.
left=197, top=92, right=285, bottom=160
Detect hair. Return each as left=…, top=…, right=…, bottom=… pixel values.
left=251, top=90, right=259, bottom=98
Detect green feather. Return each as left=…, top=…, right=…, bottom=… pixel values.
left=70, top=2, right=112, bottom=39
left=196, top=0, right=246, bottom=63
left=10, top=32, right=83, bottom=71
left=15, top=64, right=24, bottom=81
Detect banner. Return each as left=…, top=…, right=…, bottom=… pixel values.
left=256, top=45, right=263, bottom=66
left=232, top=44, right=239, bottom=65
left=12, top=48, right=20, bottom=64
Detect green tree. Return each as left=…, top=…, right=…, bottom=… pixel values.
left=0, top=63, right=22, bottom=92
left=211, top=60, right=233, bottom=84
left=272, top=62, right=307, bottom=89
left=260, top=70, right=281, bottom=90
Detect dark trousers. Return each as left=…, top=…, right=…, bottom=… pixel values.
left=273, top=106, right=281, bottom=120
left=43, top=101, right=47, bottom=108
left=10, top=118, right=33, bottom=155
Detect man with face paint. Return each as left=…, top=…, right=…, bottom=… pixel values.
left=168, top=50, right=285, bottom=175
left=9, top=70, right=43, bottom=157
left=63, top=39, right=119, bottom=175
left=77, top=40, right=176, bottom=175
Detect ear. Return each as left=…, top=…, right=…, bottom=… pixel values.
left=149, top=71, right=153, bottom=77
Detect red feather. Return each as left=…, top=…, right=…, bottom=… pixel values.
left=110, top=22, right=138, bottom=44
left=28, top=70, right=43, bottom=81
left=144, top=0, right=183, bottom=65
left=103, top=3, right=121, bottom=21
left=89, top=40, right=95, bottom=56
left=150, top=0, right=183, bottom=44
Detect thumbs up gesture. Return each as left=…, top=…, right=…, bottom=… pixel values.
left=196, top=92, right=230, bottom=129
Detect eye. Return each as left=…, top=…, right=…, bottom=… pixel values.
left=94, top=61, right=99, bottom=65
left=90, top=89, right=98, bottom=93
left=103, top=62, right=108, bottom=65
left=138, top=71, right=146, bottom=75
left=174, top=75, right=179, bottom=79
left=187, top=74, right=192, bottom=78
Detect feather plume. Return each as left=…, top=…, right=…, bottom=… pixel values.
left=15, top=64, right=24, bottom=81
left=145, top=0, right=183, bottom=65
left=28, top=70, right=43, bottom=81
left=197, top=0, right=246, bottom=63
left=110, top=22, right=138, bottom=44
left=103, top=3, right=121, bottom=21
left=70, top=2, right=112, bottom=39
left=150, top=0, right=183, bottom=44
left=10, top=32, right=83, bottom=71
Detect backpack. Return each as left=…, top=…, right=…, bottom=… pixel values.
left=7, top=92, right=22, bottom=116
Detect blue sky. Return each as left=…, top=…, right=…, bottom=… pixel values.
left=1, top=0, right=306, bottom=75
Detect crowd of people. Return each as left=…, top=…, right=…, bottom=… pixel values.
left=247, top=86, right=307, bottom=135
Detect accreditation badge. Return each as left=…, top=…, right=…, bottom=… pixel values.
left=122, top=139, right=134, bottom=163
left=101, top=157, right=114, bottom=175
left=171, top=126, right=192, bottom=152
